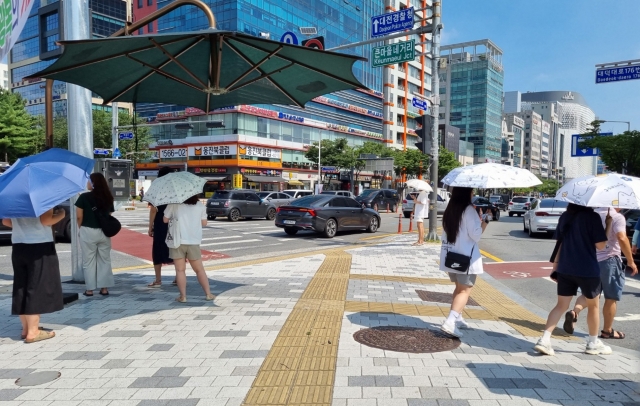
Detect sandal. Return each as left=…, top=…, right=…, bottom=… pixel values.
left=600, top=329, right=625, bottom=339
left=21, top=327, right=45, bottom=340
left=83, top=291, right=93, bottom=297
left=205, top=294, right=216, bottom=301
left=24, top=330, right=55, bottom=343
left=175, top=296, right=187, bottom=303
left=563, top=310, right=577, bottom=335
left=99, top=289, right=109, bottom=296
left=147, top=281, right=162, bottom=288
left=412, top=242, right=423, bottom=246
left=171, top=280, right=177, bottom=286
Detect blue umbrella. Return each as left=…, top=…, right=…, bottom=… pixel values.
left=0, top=149, right=95, bottom=218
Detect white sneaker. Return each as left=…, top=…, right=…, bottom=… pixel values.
left=440, top=321, right=463, bottom=338
left=456, top=318, right=470, bottom=329
left=533, top=339, right=555, bottom=356
left=585, top=339, right=612, bottom=355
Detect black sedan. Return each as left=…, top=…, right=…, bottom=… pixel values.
left=275, top=195, right=381, bottom=238
left=471, top=196, right=500, bottom=221
left=0, top=200, right=72, bottom=242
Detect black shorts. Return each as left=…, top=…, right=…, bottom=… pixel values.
left=556, top=273, right=602, bottom=299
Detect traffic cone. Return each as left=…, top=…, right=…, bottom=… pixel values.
left=408, top=213, right=413, bottom=232
left=397, top=212, right=402, bottom=234
left=386, top=203, right=390, bottom=213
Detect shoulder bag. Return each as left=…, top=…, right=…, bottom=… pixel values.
left=444, top=242, right=475, bottom=274
left=549, top=213, right=575, bottom=281
left=164, top=205, right=181, bottom=249
left=89, top=194, right=121, bottom=238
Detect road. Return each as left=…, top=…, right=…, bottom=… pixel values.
left=479, top=213, right=640, bottom=352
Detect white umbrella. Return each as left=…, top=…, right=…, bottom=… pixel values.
left=142, top=171, right=207, bottom=206
left=555, top=174, right=640, bottom=209
left=406, top=178, right=433, bottom=192
left=441, top=163, right=542, bottom=189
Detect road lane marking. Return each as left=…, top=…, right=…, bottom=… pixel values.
left=480, top=249, right=504, bottom=263
left=215, top=243, right=282, bottom=252
left=201, top=236, right=242, bottom=241
left=614, top=313, right=640, bottom=321
left=200, top=239, right=261, bottom=247
left=625, top=278, right=640, bottom=290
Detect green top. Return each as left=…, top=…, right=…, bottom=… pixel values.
left=75, top=192, right=114, bottom=229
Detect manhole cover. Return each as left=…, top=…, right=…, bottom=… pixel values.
left=416, top=290, right=479, bottom=306
left=353, top=326, right=461, bottom=353
left=15, top=371, right=61, bottom=387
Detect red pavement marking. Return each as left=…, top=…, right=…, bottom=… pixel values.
left=111, top=227, right=229, bottom=262
left=484, top=261, right=554, bottom=280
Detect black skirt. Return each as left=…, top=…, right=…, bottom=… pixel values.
left=11, top=242, right=64, bottom=315
left=152, top=205, right=173, bottom=265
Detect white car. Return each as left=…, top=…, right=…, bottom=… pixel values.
left=256, top=192, right=293, bottom=208
left=282, top=189, right=313, bottom=199
left=402, top=191, right=449, bottom=218
left=523, top=199, right=568, bottom=237
left=508, top=196, right=535, bottom=216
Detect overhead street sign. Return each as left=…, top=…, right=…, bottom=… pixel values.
left=94, top=148, right=110, bottom=155
left=372, top=39, right=415, bottom=68
left=571, top=133, right=613, bottom=157
left=371, top=8, right=414, bottom=37
left=280, top=31, right=298, bottom=45
left=596, top=64, right=640, bottom=84
left=118, top=132, right=134, bottom=140
left=411, top=97, right=428, bottom=111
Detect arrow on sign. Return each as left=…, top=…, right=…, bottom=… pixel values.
left=373, top=19, right=379, bottom=33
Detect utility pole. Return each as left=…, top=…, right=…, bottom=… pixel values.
left=112, top=102, right=119, bottom=159
left=382, top=0, right=394, bottom=146
left=426, top=0, right=441, bottom=241
left=317, top=140, right=322, bottom=193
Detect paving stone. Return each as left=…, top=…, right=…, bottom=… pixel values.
left=0, top=369, right=35, bottom=379
left=219, top=350, right=269, bottom=358
left=137, top=399, right=200, bottom=406
left=153, top=367, right=185, bottom=377
left=141, top=319, right=164, bottom=325
left=447, top=360, right=475, bottom=368
left=436, top=401, right=470, bottom=406
left=232, top=300, right=266, bottom=304
left=546, top=365, right=578, bottom=373
left=103, top=330, right=148, bottom=337
left=349, top=376, right=376, bottom=387
left=231, top=366, right=260, bottom=376
left=482, top=378, right=517, bottom=389
left=194, top=315, right=216, bottom=320
left=205, top=331, right=250, bottom=337
left=375, top=358, right=399, bottom=366
left=591, top=389, right=633, bottom=402
left=148, top=344, right=174, bottom=351
left=419, top=387, right=452, bottom=399
left=0, top=389, right=27, bottom=401
left=407, top=400, right=439, bottom=406
left=375, top=376, right=405, bottom=387
left=63, top=318, right=92, bottom=324
left=55, top=351, right=109, bottom=360
left=102, top=359, right=134, bottom=369
left=244, top=311, right=282, bottom=316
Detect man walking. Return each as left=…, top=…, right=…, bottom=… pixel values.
left=412, top=190, right=429, bottom=246
left=564, top=207, right=638, bottom=339
left=139, top=187, right=145, bottom=200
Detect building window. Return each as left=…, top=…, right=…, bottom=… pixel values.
left=147, top=23, right=153, bottom=33
left=138, top=0, right=143, bottom=8
left=138, top=28, right=143, bottom=35
left=147, top=0, right=153, bottom=5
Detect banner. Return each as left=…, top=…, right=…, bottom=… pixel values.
left=0, top=0, right=36, bottom=62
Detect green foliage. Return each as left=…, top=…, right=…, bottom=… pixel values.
left=437, top=145, right=461, bottom=181
left=0, top=89, right=41, bottom=162
left=512, top=177, right=560, bottom=196
left=580, top=120, right=640, bottom=176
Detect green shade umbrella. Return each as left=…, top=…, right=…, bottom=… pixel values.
left=28, top=30, right=367, bottom=111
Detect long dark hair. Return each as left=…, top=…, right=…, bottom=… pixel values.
left=183, top=195, right=200, bottom=205
left=442, top=187, right=473, bottom=244
left=90, top=172, right=114, bottom=211
left=558, top=203, right=593, bottom=235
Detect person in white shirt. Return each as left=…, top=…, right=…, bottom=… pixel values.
left=163, top=195, right=214, bottom=303
left=439, top=187, right=490, bottom=338
left=412, top=190, right=429, bottom=246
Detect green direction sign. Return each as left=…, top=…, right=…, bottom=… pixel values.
left=372, top=39, right=415, bottom=68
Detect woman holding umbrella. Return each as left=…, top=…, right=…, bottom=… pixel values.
left=147, top=167, right=175, bottom=287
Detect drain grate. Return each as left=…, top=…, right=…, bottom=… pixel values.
left=15, top=371, right=61, bottom=387
left=353, top=326, right=461, bottom=353
left=416, top=290, right=479, bottom=306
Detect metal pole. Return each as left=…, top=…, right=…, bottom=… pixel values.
left=45, top=80, right=54, bottom=148
left=426, top=0, right=441, bottom=241
left=317, top=139, right=321, bottom=193
left=382, top=0, right=394, bottom=147
left=66, top=0, right=94, bottom=282
left=112, top=102, right=119, bottom=159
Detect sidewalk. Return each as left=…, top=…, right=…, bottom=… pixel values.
left=0, top=235, right=638, bottom=406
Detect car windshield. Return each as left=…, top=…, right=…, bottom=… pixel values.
left=321, top=191, right=336, bottom=194
left=539, top=200, right=568, bottom=209
left=256, top=192, right=270, bottom=198
left=359, top=190, right=377, bottom=197
left=512, top=197, right=528, bottom=203
left=212, top=191, right=232, bottom=199
left=489, top=196, right=501, bottom=201
left=288, top=195, right=328, bottom=207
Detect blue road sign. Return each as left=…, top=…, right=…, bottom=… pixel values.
left=596, top=64, right=640, bottom=84
left=321, top=166, right=337, bottom=172
left=371, top=8, right=414, bottom=38
left=113, top=148, right=121, bottom=158
left=411, top=97, right=428, bottom=111
left=94, top=148, right=110, bottom=155
left=118, top=132, right=134, bottom=140
left=571, top=133, right=613, bottom=157
left=280, top=31, right=299, bottom=45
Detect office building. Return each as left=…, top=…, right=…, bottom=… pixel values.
left=501, top=113, right=524, bottom=168
left=439, top=39, right=504, bottom=163
left=0, top=63, right=8, bottom=89
left=503, top=90, right=521, bottom=114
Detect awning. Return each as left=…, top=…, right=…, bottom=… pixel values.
left=245, top=175, right=287, bottom=183
left=287, top=180, right=304, bottom=186
left=204, top=176, right=228, bottom=182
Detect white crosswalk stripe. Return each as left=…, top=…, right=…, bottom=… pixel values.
left=201, top=239, right=261, bottom=247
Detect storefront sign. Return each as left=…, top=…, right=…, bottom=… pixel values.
left=155, top=106, right=238, bottom=121
left=138, top=170, right=159, bottom=177
left=239, top=105, right=278, bottom=118
left=194, top=167, right=227, bottom=174
left=159, top=148, right=187, bottom=159
left=312, top=96, right=383, bottom=119
left=189, top=145, right=237, bottom=157
left=241, top=168, right=282, bottom=176
left=156, top=139, right=174, bottom=146
left=239, top=145, right=281, bottom=159
left=278, top=112, right=304, bottom=123
left=357, top=88, right=384, bottom=98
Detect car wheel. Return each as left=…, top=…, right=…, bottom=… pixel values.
left=207, top=215, right=216, bottom=220
left=373, top=203, right=379, bottom=212
left=323, top=218, right=337, bottom=238
left=493, top=210, right=500, bottom=221
left=528, top=222, right=536, bottom=237
left=508, top=212, right=513, bottom=217
left=266, top=208, right=276, bottom=221
left=228, top=208, right=240, bottom=222
left=390, top=203, right=397, bottom=212
left=403, top=212, right=411, bottom=218
left=284, top=228, right=298, bottom=236
left=367, top=216, right=379, bottom=233
left=523, top=219, right=528, bottom=232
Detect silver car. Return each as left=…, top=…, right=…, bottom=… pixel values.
left=256, top=192, right=293, bottom=208
left=402, top=191, right=449, bottom=218
left=523, top=199, right=568, bottom=237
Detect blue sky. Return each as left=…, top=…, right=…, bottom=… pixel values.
left=441, top=0, right=640, bottom=132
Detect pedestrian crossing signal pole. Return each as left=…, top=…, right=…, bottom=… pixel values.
left=426, top=1, right=441, bottom=242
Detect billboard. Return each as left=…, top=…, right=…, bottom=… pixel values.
left=0, top=0, right=36, bottom=62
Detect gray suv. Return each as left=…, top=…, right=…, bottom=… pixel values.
left=206, top=190, right=277, bottom=222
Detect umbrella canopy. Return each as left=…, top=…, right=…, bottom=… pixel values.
left=143, top=171, right=206, bottom=207
left=441, top=163, right=542, bottom=189
left=27, top=30, right=367, bottom=111
left=0, top=149, right=94, bottom=218
left=555, top=174, right=640, bottom=209
left=406, top=179, right=433, bottom=192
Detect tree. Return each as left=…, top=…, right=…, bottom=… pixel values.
left=580, top=120, right=640, bottom=176
left=512, top=176, right=559, bottom=197
left=437, top=146, right=461, bottom=181
left=0, top=89, right=41, bottom=162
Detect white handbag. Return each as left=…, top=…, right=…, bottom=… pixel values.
left=165, top=205, right=181, bottom=249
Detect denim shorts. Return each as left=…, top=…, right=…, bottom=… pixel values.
left=599, top=256, right=625, bottom=301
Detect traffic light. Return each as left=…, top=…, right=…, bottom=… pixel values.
left=414, top=115, right=432, bottom=154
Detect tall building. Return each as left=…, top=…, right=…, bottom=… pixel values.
left=501, top=113, right=524, bottom=168
left=8, top=0, right=130, bottom=117
left=503, top=90, right=521, bottom=114
left=0, top=63, right=8, bottom=89
left=438, top=39, right=504, bottom=163
left=520, top=91, right=596, bottom=179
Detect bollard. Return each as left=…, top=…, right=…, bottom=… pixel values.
left=397, top=212, right=402, bottom=234
left=408, top=213, right=413, bottom=232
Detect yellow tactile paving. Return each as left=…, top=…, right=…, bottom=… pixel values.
left=344, top=301, right=496, bottom=320
left=349, top=273, right=452, bottom=285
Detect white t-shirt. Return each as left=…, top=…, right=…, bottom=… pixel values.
left=414, top=191, right=429, bottom=219
left=164, top=202, right=207, bottom=245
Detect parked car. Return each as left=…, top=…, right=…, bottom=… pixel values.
left=471, top=196, right=500, bottom=221
left=256, top=192, right=293, bottom=208
left=489, top=195, right=507, bottom=211
left=321, top=190, right=355, bottom=198
left=355, top=189, right=399, bottom=212
left=275, top=195, right=380, bottom=238
left=0, top=200, right=72, bottom=242
left=401, top=191, right=449, bottom=218
left=282, top=189, right=313, bottom=199
left=206, top=190, right=277, bottom=222
left=621, top=209, right=640, bottom=266
left=523, top=199, right=568, bottom=237
left=508, top=196, right=534, bottom=217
